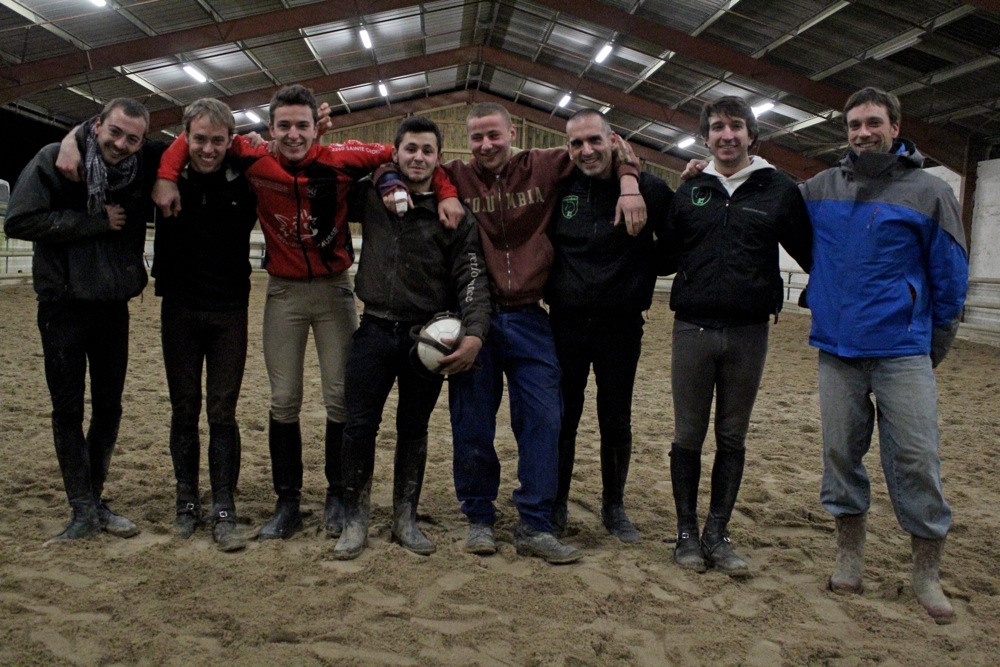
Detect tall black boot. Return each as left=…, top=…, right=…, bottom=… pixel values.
left=701, top=447, right=749, bottom=576
left=169, top=419, right=202, bottom=538
left=600, top=436, right=641, bottom=543
left=208, top=423, right=246, bottom=552
left=259, top=415, right=303, bottom=540
left=87, top=412, right=138, bottom=538
left=332, top=431, right=375, bottom=560
left=323, top=420, right=346, bottom=537
left=670, top=444, right=705, bottom=572
left=391, top=437, right=435, bottom=555
left=551, top=434, right=576, bottom=537
left=47, top=420, right=100, bottom=543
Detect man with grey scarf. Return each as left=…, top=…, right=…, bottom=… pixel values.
left=6, top=98, right=163, bottom=543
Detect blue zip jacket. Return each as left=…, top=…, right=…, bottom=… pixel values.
left=800, top=139, right=969, bottom=358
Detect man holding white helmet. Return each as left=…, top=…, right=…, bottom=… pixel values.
left=333, top=116, right=489, bottom=560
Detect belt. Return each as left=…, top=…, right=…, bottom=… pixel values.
left=362, top=313, right=423, bottom=333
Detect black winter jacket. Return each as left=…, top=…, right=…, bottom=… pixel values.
left=151, top=162, right=258, bottom=311
left=5, top=125, right=162, bottom=302
left=348, top=179, right=491, bottom=341
left=544, top=171, right=673, bottom=313
left=666, top=167, right=812, bottom=328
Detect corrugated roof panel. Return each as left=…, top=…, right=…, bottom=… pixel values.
left=22, top=87, right=105, bottom=121
left=633, top=0, right=731, bottom=35
left=245, top=36, right=329, bottom=82
left=203, top=0, right=286, bottom=21
left=938, top=12, right=1000, bottom=51
left=121, top=0, right=214, bottom=33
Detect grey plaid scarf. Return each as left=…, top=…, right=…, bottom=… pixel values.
left=84, top=116, right=140, bottom=216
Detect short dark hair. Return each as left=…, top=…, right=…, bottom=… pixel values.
left=843, top=87, right=901, bottom=126
left=182, top=98, right=235, bottom=136
left=699, top=96, right=758, bottom=144
left=100, top=98, right=149, bottom=133
left=467, top=102, right=512, bottom=128
left=394, top=116, right=443, bottom=151
left=269, top=84, right=318, bottom=123
left=567, top=108, right=611, bottom=134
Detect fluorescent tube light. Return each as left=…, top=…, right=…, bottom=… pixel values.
left=378, top=82, right=388, bottom=97
left=558, top=93, right=571, bottom=107
left=752, top=102, right=774, bottom=117
left=360, top=29, right=372, bottom=49
left=677, top=137, right=696, bottom=148
left=595, top=43, right=613, bottom=64
left=183, top=65, right=207, bottom=83
left=245, top=110, right=261, bottom=123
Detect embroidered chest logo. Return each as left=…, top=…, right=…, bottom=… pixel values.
left=561, top=195, right=579, bottom=220
left=690, top=187, right=711, bottom=206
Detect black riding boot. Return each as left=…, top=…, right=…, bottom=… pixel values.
left=323, top=420, right=346, bottom=537
left=551, top=434, right=576, bottom=537
left=391, top=437, right=435, bottom=555
left=48, top=419, right=100, bottom=543
left=259, top=415, right=303, bottom=540
left=88, top=411, right=138, bottom=537
left=170, top=420, right=202, bottom=537
left=208, top=423, right=246, bottom=552
left=332, top=431, right=375, bottom=560
left=600, top=436, right=641, bottom=543
left=670, top=444, right=705, bottom=571
left=701, top=447, right=749, bottom=576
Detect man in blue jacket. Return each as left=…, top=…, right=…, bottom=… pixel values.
left=801, top=87, right=968, bottom=624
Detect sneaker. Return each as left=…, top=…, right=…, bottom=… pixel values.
left=97, top=503, right=140, bottom=538
left=702, top=534, right=750, bottom=577
left=174, top=502, right=202, bottom=539
left=212, top=513, right=247, bottom=553
left=673, top=532, right=707, bottom=572
left=513, top=522, right=582, bottom=564
left=464, top=524, right=497, bottom=555
left=601, top=503, right=642, bottom=544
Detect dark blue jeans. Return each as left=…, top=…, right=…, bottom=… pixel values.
left=448, top=306, right=562, bottom=531
left=341, top=315, right=444, bottom=493
left=551, top=308, right=644, bottom=505
left=160, top=299, right=248, bottom=427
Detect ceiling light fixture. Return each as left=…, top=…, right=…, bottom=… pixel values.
left=595, top=43, right=613, bottom=64
left=558, top=93, right=571, bottom=107
left=677, top=137, right=696, bottom=149
left=752, top=102, right=774, bottom=117
left=182, top=65, right=207, bottom=83
left=360, top=28, right=372, bottom=49
left=89, top=0, right=106, bottom=6
left=245, top=110, right=261, bottom=123
left=599, top=105, right=612, bottom=114
left=378, top=82, right=388, bottom=97
left=868, top=33, right=922, bottom=61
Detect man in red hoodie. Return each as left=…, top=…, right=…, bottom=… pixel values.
left=154, top=85, right=461, bottom=540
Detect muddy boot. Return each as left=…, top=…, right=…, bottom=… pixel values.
left=208, top=423, right=245, bottom=552
left=259, top=416, right=303, bottom=540
left=670, top=445, right=705, bottom=572
left=601, top=437, right=641, bottom=543
left=323, top=420, right=346, bottom=537
left=391, top=438, right=435, bottom=555
left=333, top=481, right=371, bottom=560
left=829, top=513, right=866, bottom=594
left=47, top=420, right=101, bottom=543
left=88, top=411, right=139, bottom=538
left=912, top=535, right=955, bottom=624
left=552, top=434, right=576, bottom=537
left=701, top=448, right=749, bottom=577
left=170, top=421, right=202, bottom=538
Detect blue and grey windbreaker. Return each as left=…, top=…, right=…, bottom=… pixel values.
left=800, top=139, right=969, bottom=358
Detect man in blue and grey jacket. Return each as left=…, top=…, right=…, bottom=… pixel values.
left=800, top=87, right=968, bottom=624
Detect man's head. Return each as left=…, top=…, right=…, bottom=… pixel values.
left=699, top=96, right=757, bottom=176
left=392, top=116, right=442, bottom=191
left=182, top=98, right=235, bottom=174
left=94, top=98, right=148, bottom=166
left=268, top=85, right=319, bottom=162
left=843, top=87, right=900, bottom=156
left=466, top=102, right=515, bottom=174
left=565, top=108, right=614, bottom=179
